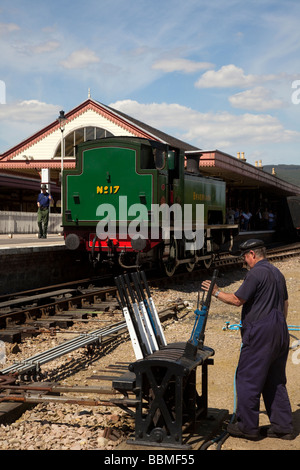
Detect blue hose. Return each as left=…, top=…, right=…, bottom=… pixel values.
left=223, top=321, right=299, bottom=331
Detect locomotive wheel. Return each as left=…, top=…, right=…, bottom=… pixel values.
left=203, top=255, right=213, bottom=269
left=163, top=237, right=178, bottom=277
left=185, top=238, right=196, bottom=272
left=201, top=245, right=213, bottom=268
left=186, top=261, right=195, bottom=272
left=201, top=234, right=213, bottom=269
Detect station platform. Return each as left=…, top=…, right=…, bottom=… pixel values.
left=0, top=233, right=65, bottom=255
left=0, top=230, right=276, bottom=296
left=0, top=234, right=86, bottom=296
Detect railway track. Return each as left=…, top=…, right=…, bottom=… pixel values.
left=0, top=241, right=299, bottom=343
left=0, top=241, right=299, bottom=449
left=214, top=241, right=300, bottom=266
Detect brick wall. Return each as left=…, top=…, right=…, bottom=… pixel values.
left=0, top=248, right=94, bottom=295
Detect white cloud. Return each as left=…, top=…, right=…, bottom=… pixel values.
left=182, top=111, right=299, bottom=149
left=0, top=22, right=20, bottom=35
left=30, top=41, right=60, bottom=55
left=0, top=100, right=59, bottom=123
left=110, top=99, right=300, bottom=151
left=0, top=99, right=61, bottom=152
left=60, top=48, right=100, bottom=69
left=152, top=58, right=214, bottom=74
left=14, top=40, right=61, bottom=56
left=195, top=64, right=278, bottom=89
left=229, top=87, right=286, bottom=111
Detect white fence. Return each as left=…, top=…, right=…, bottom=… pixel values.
left=0, top=211, right=62, bottom=234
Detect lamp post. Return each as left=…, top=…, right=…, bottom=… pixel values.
left=58, top=110, right=67, bottom=214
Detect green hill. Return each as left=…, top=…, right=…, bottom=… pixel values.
left=263, top=165, right=300, bottom=187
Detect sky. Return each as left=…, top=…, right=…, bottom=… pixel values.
left=0, top=0, right=300, bottom=166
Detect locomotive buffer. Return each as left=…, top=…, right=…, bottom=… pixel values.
left=113, top=270, right=218, bottom=448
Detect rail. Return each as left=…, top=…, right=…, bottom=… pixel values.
left=1, top=321, right=127, bottom=376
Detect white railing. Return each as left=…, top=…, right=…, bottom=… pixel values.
left=0, top=211, right=62, bottom=234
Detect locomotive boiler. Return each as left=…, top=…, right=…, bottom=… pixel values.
left=62, top=136, right=238, bottom=275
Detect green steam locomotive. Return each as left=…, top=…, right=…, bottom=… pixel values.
left=62, top=136, right=238, bottom=275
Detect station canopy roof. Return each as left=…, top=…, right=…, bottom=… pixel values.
left=186, top=149, right=300, bottom=197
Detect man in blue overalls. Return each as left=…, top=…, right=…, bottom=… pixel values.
left=37, top=184, right=52, bottom=238
left=202, top=239, right=293, bottom=440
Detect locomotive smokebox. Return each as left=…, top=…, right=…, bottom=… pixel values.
left=185, top=153, right=202, bottom=173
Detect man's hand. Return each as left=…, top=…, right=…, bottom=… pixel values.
left=201, top=280, right=218, bottom=296
left=201, top=279, right=245, bottom=306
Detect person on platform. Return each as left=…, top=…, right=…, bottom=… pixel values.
left=37, top=184, right=52, bottom=238
left=268, top=209, right=276, bottom=230
left=201, top=239, right=293, bottom=440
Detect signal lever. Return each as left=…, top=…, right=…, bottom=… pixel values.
left=183, top=269, right=219, bottom=359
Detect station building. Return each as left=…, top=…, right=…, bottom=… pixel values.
left=0, top=97, right=300, bottom=233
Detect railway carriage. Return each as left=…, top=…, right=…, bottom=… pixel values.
left=62, top=137, right=238, bottom=275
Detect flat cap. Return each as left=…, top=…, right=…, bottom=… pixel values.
left=239, top=239, right=265, bottom=254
